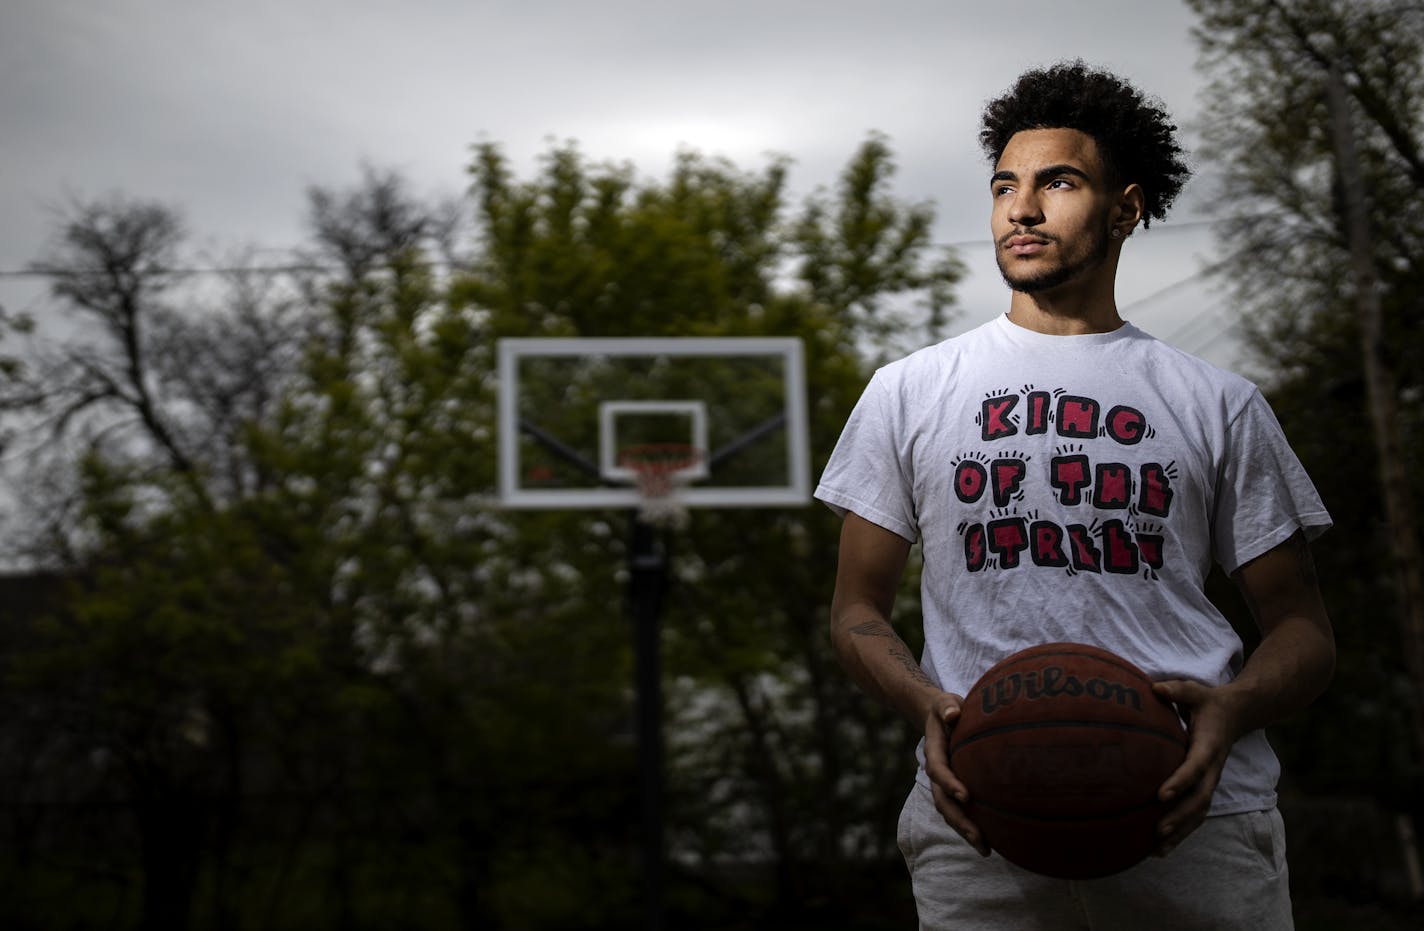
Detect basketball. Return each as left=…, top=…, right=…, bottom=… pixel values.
left=947, top=642, right=1188, bottom=879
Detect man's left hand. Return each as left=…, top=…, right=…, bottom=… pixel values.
left=1149, top=678, right=1246, bottom=855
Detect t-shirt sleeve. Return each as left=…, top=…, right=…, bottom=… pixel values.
left=1212, top=388, right=1332, bottom=574
left=814, top=370, right=919, bottom=542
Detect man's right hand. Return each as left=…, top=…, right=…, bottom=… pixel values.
left=921, top=693, right=990, bottom=856
left=828, top=514, right=989, bottom=854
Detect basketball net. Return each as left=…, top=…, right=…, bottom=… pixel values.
left=619, top=443, right=702, bottom=529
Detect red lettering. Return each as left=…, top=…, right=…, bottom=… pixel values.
left=1105, top=405, right=1146, bottom=445
left=1051, top=455, right=1091, bottom=506
left=955, top=460, right=987, bottom=504
left=1056, top=395, right=1099, bottom=438
left=1094, top=462, right=1132, bottom=509
left=1101, top=520, right=1140, bottom=574
left=988, top=517, right=1029, bottom=569
left=1030, top=520, right=1069, bottom=568
left=1137, top=533, right=1164, bottom=571
left=982, top=395, right=1019, bottom=441
left=1139, top=463, right=1174, bottom=517
left=1026, top=391, right=1052, bottom=435
left=1068, top=524, right=1101, bottom=573
left=964, top=523, right=987, bottom=572
left=991, top=458, right=1028, bottom=507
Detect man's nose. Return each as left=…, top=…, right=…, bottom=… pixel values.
left=1008, top=189, right=1044, bottom=226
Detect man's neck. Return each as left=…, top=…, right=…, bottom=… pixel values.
left=1006, top=282, right=1124, bottom=335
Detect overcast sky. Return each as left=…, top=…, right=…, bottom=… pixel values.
left=0, top=0, right=1244, bottom=369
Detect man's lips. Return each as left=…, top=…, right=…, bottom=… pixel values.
left=1001, top=233, right=1052, bottom=256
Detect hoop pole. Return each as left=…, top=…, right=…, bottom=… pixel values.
left=628, top=514, right=668, bottom=931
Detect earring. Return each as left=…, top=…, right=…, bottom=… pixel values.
left=1111, top=228, right=1123, bottom=239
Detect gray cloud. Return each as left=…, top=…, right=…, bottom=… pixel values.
left=1, top=0, right=1236, bottom=366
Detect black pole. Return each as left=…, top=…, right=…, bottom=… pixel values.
left=628, top=515, right=667, bottom=931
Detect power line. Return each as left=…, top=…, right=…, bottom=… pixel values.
left=0, top=223, right=1258, bottom=341
left=1120, top=261, right=1227, bottom=318
left=0, top=262, right=340, bottom=280
left=1181, top=320, right=1241, bottom=359
left=0, top=217, right=1231, bottom=279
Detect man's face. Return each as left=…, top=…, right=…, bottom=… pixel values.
left=990, top=128, right=1118, bottom=294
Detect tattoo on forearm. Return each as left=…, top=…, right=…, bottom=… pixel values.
left=890, top=643, right=938, bottom=688
left=848, top=620, right=895, bottom=639
left=847, top=618, right=936, bottom=688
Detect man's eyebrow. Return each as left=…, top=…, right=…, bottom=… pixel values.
left=1036, top=163, right=1092, bottom=184
left=989, top=164, right=1093, bottom=187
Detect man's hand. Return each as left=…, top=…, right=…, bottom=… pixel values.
left=921, top=692, right=990, bottom=856
left=1151, top=530, right=1334, bottom=856
left=831, top=514, right=992, bottom=851
left=1150, top=678, right=1245, bottom=855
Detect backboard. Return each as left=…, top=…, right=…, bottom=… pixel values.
left=497, top=337, right=811, bottom=510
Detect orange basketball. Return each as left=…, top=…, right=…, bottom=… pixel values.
left=947, top=642, right=1188, bottom=879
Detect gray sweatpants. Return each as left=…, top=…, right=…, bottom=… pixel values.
left=897, top=781, right=1293, bottom=930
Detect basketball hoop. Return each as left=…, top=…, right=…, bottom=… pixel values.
left=618, top=443, right=704, bottom=528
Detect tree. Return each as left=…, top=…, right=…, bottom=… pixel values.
left=0, top=184, right=516, bottom=929
left=462, top=138, right=961, bottom=922
left=1189, top=0, right=1424, bottom=829
left=277, top=166, right=644, bottom=929
left=0, top=198, right=328, bottom=929
left=0, top=137, right=961, bottom=929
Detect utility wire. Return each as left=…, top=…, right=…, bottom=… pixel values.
left=1121, top=259, right=1229, bottom=319
left=0, top=217, right=1230, bottom=279
left=0, top=262, right=344, bottom=279
left=0, top=219, right=1251, bottom=346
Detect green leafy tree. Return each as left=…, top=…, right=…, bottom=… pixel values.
left=0, top=197, right=327, bottom=929
left=273, top=168, right=642, bottom=929
left=461, top=138, right=962, bottom=923
left=0, top=138, right=961, bottom=929
left=1190, top=0, right=1424, bottom=816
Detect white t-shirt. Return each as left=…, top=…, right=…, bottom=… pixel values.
left=816, top=314, right=1331, bottom=815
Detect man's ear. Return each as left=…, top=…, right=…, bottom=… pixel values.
left=1112, top=183, right=1146, bottom=238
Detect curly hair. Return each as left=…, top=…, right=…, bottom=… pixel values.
left=980, top=61, right=1190, bottom=228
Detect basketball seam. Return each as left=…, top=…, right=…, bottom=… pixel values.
left=950, top=718, right=1188, bottom=754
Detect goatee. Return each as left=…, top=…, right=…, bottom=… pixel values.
left=997, top=225, right=1111, bottom=294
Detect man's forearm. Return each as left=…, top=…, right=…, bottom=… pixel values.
left=1224, top=532, right=1336, bottom=739
left=830, top=513, right=939, bottom=725
left=830, top=610, right=944, bottom=726
left=1219, top=614, right=1335, bottom=739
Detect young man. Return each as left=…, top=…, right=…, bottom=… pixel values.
left=816, top=62, right=1335, bottom=930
